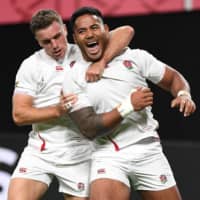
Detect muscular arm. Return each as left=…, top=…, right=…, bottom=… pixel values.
left=157, top=65, right=196, bottom=116
left=69, top=107, right=122, bottom=139
left=12, top=93, right=67, bottom=126
left=103, top=25, right=134, bottom=62
left=157, top=65, right=190, bottom=96
left=67, top=88, right=153, bottom=139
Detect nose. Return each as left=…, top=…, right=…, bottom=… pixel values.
left=51, top=39, right=58, bottom=49
left=86, top=29, right=93, bottom=39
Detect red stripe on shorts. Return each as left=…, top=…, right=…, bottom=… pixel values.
left=107, top=136, right=120, bottom=151
left=38, top=132, right=46, bottom=151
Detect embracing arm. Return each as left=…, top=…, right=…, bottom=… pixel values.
left=157, top=65, right=196, bottom=117
left=86, top=25, right=134, bottom=81
left=69, top=107, right=122, bottom=139
left=12, top=92, right=76, bottom=126
left=67, top=87, right=153, bottom=139
left=103, top=25, right=134, bottom=63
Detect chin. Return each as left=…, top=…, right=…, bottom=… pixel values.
left=88, top=55, right=102, bottom=62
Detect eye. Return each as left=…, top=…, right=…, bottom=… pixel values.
left=54, top=32, right=62, bottom=40
left=77, top=29, right=86, bottom=34
left=42, top=39, right=51, bottom=45
left=91, top=24, right=99, bottom=30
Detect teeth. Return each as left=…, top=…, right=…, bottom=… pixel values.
left=87, top=42, right=97, bottom=45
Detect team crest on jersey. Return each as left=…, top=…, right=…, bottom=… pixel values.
left=160, top=174, right=167, bottom=184
left=123, top=60, right=133, bottom=69
left=77, top=182, right=85, bottom=191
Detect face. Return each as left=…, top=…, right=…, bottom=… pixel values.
left=73, top=14, right=109, bottom=62
left=35, top=21, right=67, bottom=61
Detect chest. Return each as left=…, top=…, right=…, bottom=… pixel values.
left=36, top=65, right=68, bottom=95
left=84, top=61, right=147, bottom=111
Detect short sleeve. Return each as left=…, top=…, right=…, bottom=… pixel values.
left=134, top=49, right=166, bottom=84
left=14, top=57, right=38, bottom=97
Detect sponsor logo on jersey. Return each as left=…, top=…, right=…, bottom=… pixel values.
left=56, top=66, right=64, bottom=71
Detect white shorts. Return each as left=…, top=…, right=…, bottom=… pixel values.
left=90, top=137, right=176, bottom=191
left=11, top=147, right=91, bottom=197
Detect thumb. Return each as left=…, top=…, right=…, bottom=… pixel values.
left=171, top=99, right=177, bottom=108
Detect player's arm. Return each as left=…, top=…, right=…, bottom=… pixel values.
left=67, top=87, right=153, bottom=139
left=86, top=25, right=134, bottom=81
left=12, top=92, right=76, bottom=126
left=157, top=65, right=196, bottom=117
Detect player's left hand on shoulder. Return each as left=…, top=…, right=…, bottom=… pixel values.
left=171, top=96, right=196, bottom=117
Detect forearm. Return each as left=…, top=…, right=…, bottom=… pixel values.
left=69, top=107, right=123, bottom=139
left=158, top=66, right=191, bottom=97
left=13, top=105, right=62, bottom=126
left=102, top=25, right=134, bottom=63
left=68, top=88, right=153, bottom=139
left=170, top=70, right=190, bottom=97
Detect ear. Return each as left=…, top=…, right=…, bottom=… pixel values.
left=35, top=36, right=42, bottom=48
left=104, top=24, right=109, bottom=32
left=63, top=24, right=68, bottom=36
left=73, top=34, right=77, bottom=44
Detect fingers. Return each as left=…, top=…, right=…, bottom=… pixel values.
left=64, top=94, right=78, bottom=104
left=182, top=99, right=196, bottom=117
left=64, top=102, right=73, bottom=110
left=130, top=87, right=154, bottom=111
left=171, top=97, right=196, bottom=117
left=85, top=63, right=104, bottom=82
left=179, top=99, right=186, bottom=112
left=86, top=73, right=101, bottom=82
left=61, top=93, right=78, bottom=113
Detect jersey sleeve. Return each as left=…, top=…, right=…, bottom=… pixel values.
left=14, top=57, right=38, bottom=97
left=135, top=49, right=166, bottom=84
left=62, top=63, right=92, bottom=112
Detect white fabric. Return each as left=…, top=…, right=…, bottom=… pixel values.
left=13, top=43, right=92, bottom=163
left=90, top=138, right=176, bottom=190
left=62, top=48, right=166, bottom=150
left=12, top=147, right=90, bottom=197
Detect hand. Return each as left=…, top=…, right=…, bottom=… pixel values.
left=171, top=95, right=196, bottom=117
left=130, top=87, right=153, bottom=111
left=85, top=59, right=105, bottom=82
left=59, top=91, right=78, bottom=115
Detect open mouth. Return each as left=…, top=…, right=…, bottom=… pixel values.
left=86, top=41, right=99, bottom=54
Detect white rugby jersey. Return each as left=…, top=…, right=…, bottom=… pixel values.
left=14, top=43, right=92, bottom=163
left=63, top=48, right=166, bottom=150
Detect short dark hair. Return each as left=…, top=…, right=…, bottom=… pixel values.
left=30, top=9, right=63, bottom=35
left=70, top=7, right=104, bottom=32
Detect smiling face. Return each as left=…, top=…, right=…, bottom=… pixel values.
left=35, top=21, right=68, bottom=61
left=73, top=14, right=109, bottom=62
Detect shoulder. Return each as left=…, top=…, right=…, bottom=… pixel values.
left=16, top=49, right=44, bottom=76
left=124, top=48, right=150, bottom=57
left=71, top=60, right=90, bottom=77
left=67, top=43, right=82, bottom=60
